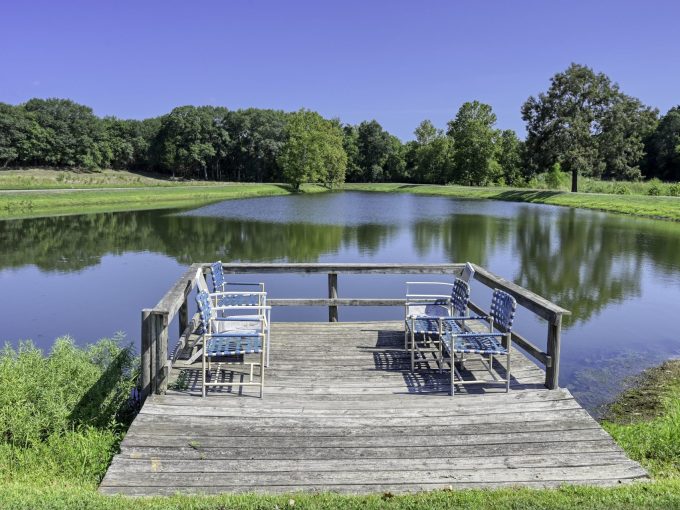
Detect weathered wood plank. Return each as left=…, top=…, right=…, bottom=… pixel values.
left=121, top=428, right=611, bottom=449
left=105, top=320, right=641, bottom=496
left=104, top=451, right=632, bottom=474
left=117, top=439, right=623, bottom=461
left=139, top=398, right=584, bottom=418
left=127, top=418, right=600, bottom=438
left=219, top=263, right=466, bottom=275
left=101, top=463, right=646, bottom=487
left=471, top=264, right=571, bottom=321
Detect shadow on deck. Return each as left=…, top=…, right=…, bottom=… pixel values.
left=100, top=321, right=647, bottom=496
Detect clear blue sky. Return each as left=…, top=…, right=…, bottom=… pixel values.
left=2, top=0, right=679, bottom=140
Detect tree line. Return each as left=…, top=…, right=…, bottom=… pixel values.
left=1, top=63, right=679, bottom=191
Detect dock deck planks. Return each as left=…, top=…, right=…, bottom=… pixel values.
left=100, top=321, right=646, bottom=496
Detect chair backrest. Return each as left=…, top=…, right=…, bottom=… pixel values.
left=210, top=261, right=226, bottom=292
left=461, top=262, right=475, bottom=283
left=490, top=289, right=517, bottom=332
left=450, top=278, right=470, bottom=315
left=196, top=290, right=213, bottom=330
left=196, top=268, right=210, bottom=294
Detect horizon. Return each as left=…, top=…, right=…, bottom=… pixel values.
left=2, top=0, right=679, bottom=140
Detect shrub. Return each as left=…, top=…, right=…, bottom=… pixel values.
left=613, top=182, right=631, bottom=195
left=0, top=336, right=137, bottom=447
left=669, top=183, right=680, bottom=197
left=544, top=163, right=567, bottom=190
left=648, top=184, right=662, bottom=196
left=0, top=336, right=138, bottom=485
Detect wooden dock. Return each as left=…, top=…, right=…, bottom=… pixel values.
left=101, top=319, right=646, bottom=495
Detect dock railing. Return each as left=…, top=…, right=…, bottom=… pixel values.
left=141, top=262, right=571, bottom=400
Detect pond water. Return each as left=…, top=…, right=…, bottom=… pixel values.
left=2, top=191, right=680, bottom=413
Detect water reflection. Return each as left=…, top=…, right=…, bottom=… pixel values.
left=411, top=214, right=512, bottom=267
left=2, top=192, right=680, bottom=413
left=0, top=211, right=397, bottom=270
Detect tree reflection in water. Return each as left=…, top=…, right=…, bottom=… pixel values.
left=2, top=193, right=680, bottom=413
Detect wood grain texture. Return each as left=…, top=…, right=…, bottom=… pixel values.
left=101, top=321, right=645, bottom=496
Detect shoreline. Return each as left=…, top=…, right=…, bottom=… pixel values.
left=343, top=183, right=680, bottom=222
left=1, top=172, right=680, bottom=222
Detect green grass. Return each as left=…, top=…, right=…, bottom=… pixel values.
left=2, top=481, right=680, bottom=510
left=344, top=183, right=680, bottom=221
left=2, top=340, right=680, bottom=509
left=0, top=336, right=137, bottom=488
left=2, top=169, right=680, bottom=222
left=0, top=168, right=237, bottom=190
left=602, top=360, right=680, bottom=479
left=0, top=183, right=327, bottom=220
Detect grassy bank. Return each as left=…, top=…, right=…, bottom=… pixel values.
left=2, top=339, right=680, bottom=509
left=2, top=169, right=680, bottom=222
left=0, top=183, right=329, bottom=220
left=603, top=360, right=680, bottom=479
left=0, top=168, right=233, bottom=190
left=344, top=183, right=680, bottom=221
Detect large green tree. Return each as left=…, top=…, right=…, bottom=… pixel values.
left=412, top=120, right=454, bottom=184
left=496, top=129, right=525, bottom=185
left=0, top=103, right=48, bottom=168
left=522, top=63, right=657, bottom=191
left=22, top=98, right=106, bottom=169
left=278, top=110, right=347, bottom=190
left=153, top=106, right=230, bottom=179
left=223, top=108, right=287, bottom=182
left=645, top=106, right=680, bottom=181
left=447, top=101, right=498, bottom=186
left=355, top=120, right=393, bottom=181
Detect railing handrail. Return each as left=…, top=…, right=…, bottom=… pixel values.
left=141, top=262, right=571, bottom=401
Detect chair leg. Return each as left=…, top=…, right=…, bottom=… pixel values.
left=506, top=346, right=511, bottom=393
left=260, top=348, right=265, bottom=398
left=450, top=354, right=455, bottom=396
left=201, top=348, right=206, bottom=398
left=266, top=309, right=271, bottom=367
left=410, top=318, right=415, bottom=371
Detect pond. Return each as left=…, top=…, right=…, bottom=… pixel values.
left=2, top=191, right=680, bottom=413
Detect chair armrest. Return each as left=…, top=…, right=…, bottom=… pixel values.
left=206, top=331, right=264, bottom=338
left=405, top=299, right=452, bottom=307
left=214, top=317, right=264, bottom=322
left=448, top=332, right=508, bottom=339
left=213, top=305, right=271, bottom=311
left=441, top=315, right=489, bottom=322
left=210, top=291, right=267, bottom=297
left=406, top=282, right=454, bottom=286
left=406, top=294, right=452, bottom=300
left=406, top=282, right=453, bottom=294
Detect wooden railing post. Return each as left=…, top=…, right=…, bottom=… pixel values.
left=141, top=309, right=169, bottom=397
left=179, top=293, right=189, bottom=337
left=154, top=311, right=169, bottom=394
left=545, top=315, right=562, bottom=389
left=141, top=309, right=153, bottom=400
left=328, top=273, right=338, bottom=322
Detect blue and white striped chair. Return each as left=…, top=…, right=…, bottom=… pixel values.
left=404, top=277, right=471, bottom=371
left=210, top=261, right=271, bottom=366
left=195, top=289, right=268, bottom=398
left=441, top=289, right=517, bottom=395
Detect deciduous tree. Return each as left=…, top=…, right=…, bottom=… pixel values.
left=447, top=101, right=498, bottom=186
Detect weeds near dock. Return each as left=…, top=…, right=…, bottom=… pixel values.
left=0, top=335, right=138, bottom=486
left=602, top=360, right=680, bottom=478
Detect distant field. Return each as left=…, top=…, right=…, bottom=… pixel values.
left=0, top=183, right=306, bottom=220
left=0, top=169, right=332, bottom=220
left=2, top=169, right=680, bottom=222
left=0, top=168, right=226, bottom=190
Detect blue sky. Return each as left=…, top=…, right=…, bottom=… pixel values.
left=2, top=0, right=679, bottom=140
